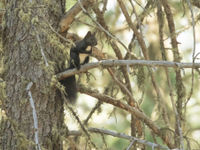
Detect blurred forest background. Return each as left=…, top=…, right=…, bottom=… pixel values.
left=0, top=0, right=200, bottom=150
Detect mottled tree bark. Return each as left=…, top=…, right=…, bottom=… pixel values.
left=1, top=0, right=66, bottom=149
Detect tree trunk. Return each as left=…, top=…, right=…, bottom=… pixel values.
left=1, top=0, right=66, bottom=149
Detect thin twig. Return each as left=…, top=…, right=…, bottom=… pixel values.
left=45, top=18, right=72, bottom=44
left=107, top=68, right=136, bottom=104
left=184, top=1, right=196, bottom=150
left=90, top=128, right=171, bottom=150
left=62, top=94, right=98, bottom=149
left=126, top=139, right=136, bottom=150
left=26, top=82, right=41, bottom=150
left=84, top=101, right=102, bottom=125
left=185, top=0, right=196, bottom=106
left=68, top=127, right=176, bottom=150
left=129, top=0, right=143, bottom=42
left=60, top=83, right=98, bottom=148
left=66, top=104, right=98, bottom=149
left=117, top=0, right=149, bottom=59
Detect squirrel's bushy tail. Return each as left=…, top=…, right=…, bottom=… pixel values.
left=60, top=75, right=77, bottom=104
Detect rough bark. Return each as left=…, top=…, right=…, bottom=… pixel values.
left=1, top=0, right=66, bottom=149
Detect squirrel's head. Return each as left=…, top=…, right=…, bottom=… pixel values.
left=84, top=31, right=97, bottom=46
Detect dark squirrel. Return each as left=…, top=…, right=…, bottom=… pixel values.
left=60, top=31, right=97, bottom=103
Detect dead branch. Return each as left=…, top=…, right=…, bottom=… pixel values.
left=117, top=1, right=168, bottom=134
left=161, top=0, right=185, bottom=147
left=68, top=127, right=173, bottom=150
left=78, top=85, right=175, bottom=148
left=56, top=59, right=200, bottom=81
left=59, top=0, right=95, bottom=33
left=117, top=0, right=149, bottom=59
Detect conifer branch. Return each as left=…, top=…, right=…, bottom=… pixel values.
left=57, top=59, right=200, bottom=80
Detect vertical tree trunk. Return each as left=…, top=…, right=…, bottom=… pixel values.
left=1, top=0, right=66, bottom=149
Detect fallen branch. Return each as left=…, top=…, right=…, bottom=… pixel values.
left=56, top=59, right=200, bottom=80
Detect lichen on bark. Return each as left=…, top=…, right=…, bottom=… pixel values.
left=1, top=0, right=67, bottom=149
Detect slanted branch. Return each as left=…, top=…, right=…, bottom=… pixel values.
left=59, top=0, right=95, bottom=32
left=68, top=127, right=170, bottom=150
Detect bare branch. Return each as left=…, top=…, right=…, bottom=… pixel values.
left=89, top=128, right=170, bottom=150
left=126, top=140, right=136, bottom=150
left=59, top=0, right=95, bottom=32
left=78, top=85, right=176, bottom=148
left=161, top=0, right=185, bottom=147
left=84, top=101, right=102, bottom=125
left=68, top=128, right=181, bottom=150
left=117, top=0, right=170, bottom=132
left=186, top=0, right=196, bottom=108
left=56, top=59, right=200, bottom=80
left=91, top=4, right=140, bottom=137
left=117, top=0, right=149, bottom=59
left=61, top=92, right=98, bottom=149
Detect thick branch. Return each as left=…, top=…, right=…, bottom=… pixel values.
left=59, top=0, right=95, bottom=32
left=56, top=59, right=200, bottom=80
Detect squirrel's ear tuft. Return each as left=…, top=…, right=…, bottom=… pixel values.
left=93, top=32, right=96, bottom=36
left=84, top=31, right=92, bottom=39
